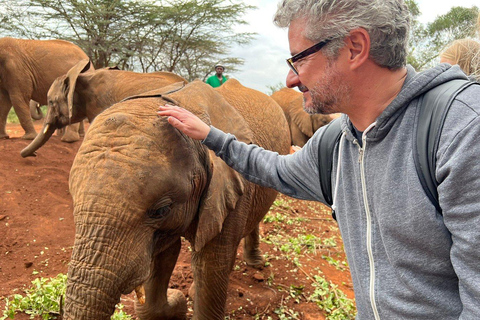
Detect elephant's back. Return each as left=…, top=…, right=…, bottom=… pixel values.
left=216, top=79, right=290, bottom=155
left=4, top=37, right=88, bottom=59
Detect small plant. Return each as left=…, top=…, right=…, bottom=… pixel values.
left=322, top=255, right=348, bottom=271
left=272, top=198, right=291, bottom=211
left=1, top=274, right=67, bottom=320
left=309, top=275, right=356, bottom=320
left=1, top=274, right=133, bottom=320
left=273, top=305, right=300, bottom=319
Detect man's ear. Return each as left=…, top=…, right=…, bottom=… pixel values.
left=345, top=28, right=370, bottom=69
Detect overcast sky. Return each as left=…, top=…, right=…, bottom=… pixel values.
left=228, top=0, right=479, bottom=94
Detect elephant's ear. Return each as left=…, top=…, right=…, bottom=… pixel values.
left=311, top=114, right=331, bottom=131
left=289, top=98, right=315, bottom=137
left=194, top=152, right=245, bottom=251
left=66, top=59, right=93, bottom=122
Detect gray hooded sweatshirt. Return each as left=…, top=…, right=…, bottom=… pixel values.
left=203, top=64, right=480, bottom=319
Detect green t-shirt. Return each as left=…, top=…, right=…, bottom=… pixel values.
left=206, top=75, right=228, bottom=88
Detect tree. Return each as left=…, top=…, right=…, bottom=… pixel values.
left=407, top=2, right=479, bottom=70
left=0, top=0, right=255, bottom=80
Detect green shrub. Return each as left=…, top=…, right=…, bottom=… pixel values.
left=1, top=273, right=133, bottom=320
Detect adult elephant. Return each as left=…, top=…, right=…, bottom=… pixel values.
left=271, top=87, right=332, bottom=147
left=64, top=79, right=291, bottom=320
left=0, top=37, right=89, bottom=140
left=21, top=59, right=188, bottom=157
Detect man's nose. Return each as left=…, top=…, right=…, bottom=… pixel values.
left=286, top=69, right=300, bottom=89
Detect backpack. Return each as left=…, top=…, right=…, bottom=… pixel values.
left=318, top=79, right=477, bottom=217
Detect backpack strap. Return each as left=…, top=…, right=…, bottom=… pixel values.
left=414, top=79, right=476, bottom=213
left=318, top=117, right=343, bottom=207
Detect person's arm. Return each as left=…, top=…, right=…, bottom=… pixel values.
left=437, top=90, right=480, bottom=317
left=157, top=104, right=325, bottom=201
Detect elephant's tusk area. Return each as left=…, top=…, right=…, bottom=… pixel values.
left=135, top=285, right=146, bottom=304
left=43, top=123, right=50, bottom=134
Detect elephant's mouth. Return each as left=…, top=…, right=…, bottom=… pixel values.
left=135, top=285, right=146, bottom=305
left=49, top=114, right=69, bottom=128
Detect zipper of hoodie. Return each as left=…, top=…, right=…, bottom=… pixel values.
left=358, top=123, right=380, bottom=320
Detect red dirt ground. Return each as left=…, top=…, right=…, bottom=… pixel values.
left=0, top=121, right=354, bottom=319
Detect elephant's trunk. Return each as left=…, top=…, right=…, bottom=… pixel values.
left=20, top=123, right=56, bottom=157
left=63, top=204, right=153, bottom=319
left=63, top=262, right=120, bottom=320
left=63, top=236, right=125, bottom=320
left=30, top=101, right=43, bottom=120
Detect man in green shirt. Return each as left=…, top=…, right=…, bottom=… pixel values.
left=205, top=65, right=228, bottom=88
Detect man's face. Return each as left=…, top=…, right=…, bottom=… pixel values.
left=215, top=67, right=224, bottom=75
left=286, top=18, right=350, bottom=114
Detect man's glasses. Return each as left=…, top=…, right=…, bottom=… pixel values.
left=286, top=38, right=333, bottom=75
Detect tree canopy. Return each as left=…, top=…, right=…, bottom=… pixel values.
left=0, top=0, right=255, bottom=81
left=407, top=1, right=479, bottom=70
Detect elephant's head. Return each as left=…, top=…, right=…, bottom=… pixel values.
left=20, top=59, right=93, bottom=157
left=271, top=87, right=331, bottom=147
left=63, top=80, right=273, bottom=319
left=288, top=96, right=332, bottom=146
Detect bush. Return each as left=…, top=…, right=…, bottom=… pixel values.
left=1, top=273, right=133, bottom=320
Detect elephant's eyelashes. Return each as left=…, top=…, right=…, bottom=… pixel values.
left=147, top=202, right=171, bottom=219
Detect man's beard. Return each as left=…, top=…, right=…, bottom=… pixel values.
left=304, top=61, right=350, bottom=115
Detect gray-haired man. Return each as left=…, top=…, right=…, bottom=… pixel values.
left=159, top=1, right=480, bottom=318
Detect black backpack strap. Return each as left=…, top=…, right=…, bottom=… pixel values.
left=318, top=117, right=343, bottom=207
left=414, top=79, right=475, bottom=213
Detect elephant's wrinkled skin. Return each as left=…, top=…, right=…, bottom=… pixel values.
left=21, top=59, right=188, bottom=157
left=0, top=37, right=89, bottom=140
left=271, top=87, right=332, bottom=147
left=65, top=79, right=290, bottom=319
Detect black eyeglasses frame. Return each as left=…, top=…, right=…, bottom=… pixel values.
left=286, top=38, right=334, bottom=75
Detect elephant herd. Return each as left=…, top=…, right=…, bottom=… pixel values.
left=1, top=36, right=335, bottom=319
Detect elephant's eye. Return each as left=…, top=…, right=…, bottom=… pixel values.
left=147, top=199, right=172, bottom=219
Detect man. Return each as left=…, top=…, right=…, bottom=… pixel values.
left=158, top=0, right=480, bottom=319
left=205, top=65, right=228, bottom=88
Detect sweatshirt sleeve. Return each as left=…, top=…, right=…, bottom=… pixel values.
left=202, top=126, right=327, bottom=203
left=436, top=85, right=480, bottom=318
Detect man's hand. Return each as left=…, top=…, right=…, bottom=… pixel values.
left=157, top=104, right=211, bottom=140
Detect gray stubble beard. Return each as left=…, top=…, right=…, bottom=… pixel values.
left=305, top=61, right=351, bottom=115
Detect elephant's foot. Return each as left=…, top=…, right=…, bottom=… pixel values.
left=0, top=133, right=9, bottom=139
left=61, top=132, right=80, bottom=143
left=21, top=132, right=37, bottom=140
left=135, top=289, right=187, bottom=320
left=244, top=248, right=265, bottom=269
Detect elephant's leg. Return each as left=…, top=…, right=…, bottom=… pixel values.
left=61, top=123, right=81, bottom=142
left=191, top=237, right=241, bottom=320
left=135, top=238, right=187, bottom=320
left=56, top=127, right=65, bottom=137
left=11, top=98, right=37, bottom=140
left=243, top=223, right=265, bottom=268
left=0, top=93, right=11, bottom=139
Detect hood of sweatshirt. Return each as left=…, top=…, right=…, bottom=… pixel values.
left=340, top=63, right=469, bottom=141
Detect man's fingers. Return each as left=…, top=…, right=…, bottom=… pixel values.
left=157, top=104, right=192, bottom=121
left=167, top=116, right=183, bottom=128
